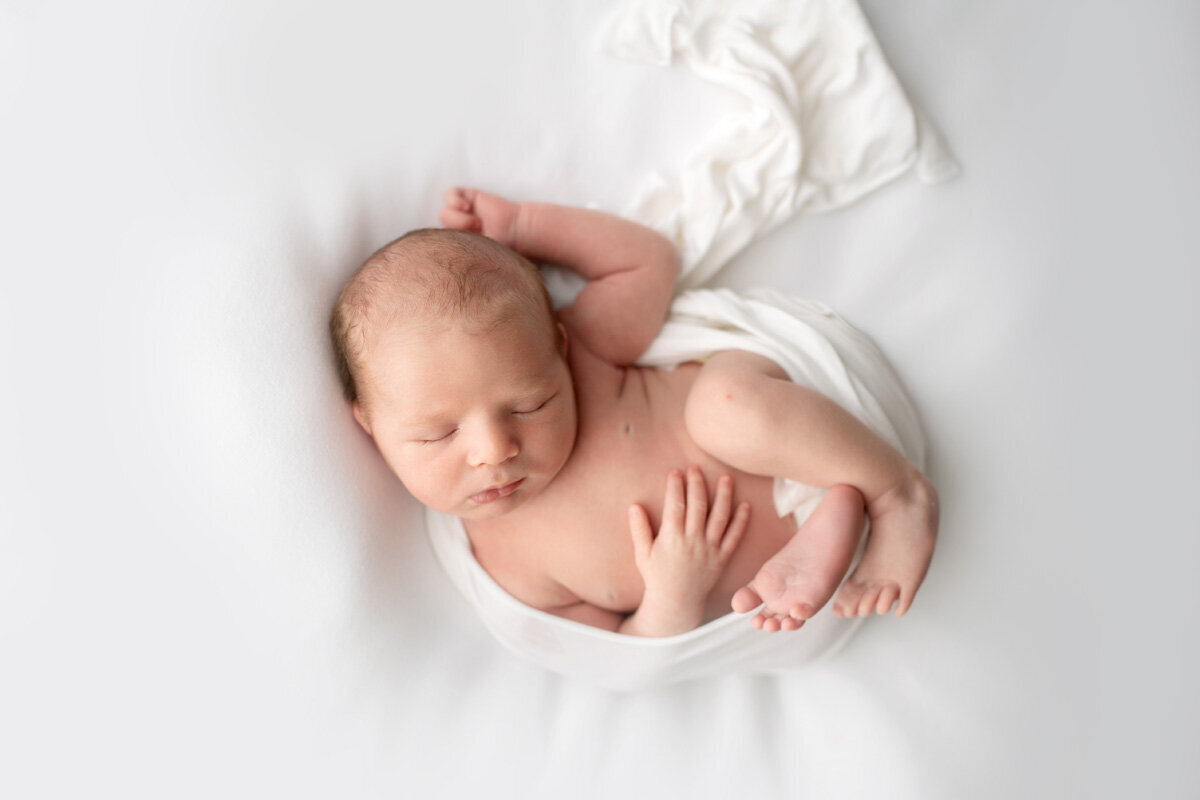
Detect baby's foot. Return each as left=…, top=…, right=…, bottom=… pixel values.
left=731, top=485, right=865, bottom=632
left=832, top=472, right=938, bottom=618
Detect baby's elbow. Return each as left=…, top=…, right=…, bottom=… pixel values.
left=637, top=233, right=678, bottom=320
left=650, top=237, right=679, bottom=317
left=649, top=233, right=680, bottom=284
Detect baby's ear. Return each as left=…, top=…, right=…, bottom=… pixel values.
left=351, top=402, right=373, bottom=437
left=556, top=322, right=569, bottom=358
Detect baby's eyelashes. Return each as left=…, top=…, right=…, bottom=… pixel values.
left=416, top=429, right=458, bottom=445
left=514, top=393, right=557, bottom=415
left=409, top=394, right=555, bottom=444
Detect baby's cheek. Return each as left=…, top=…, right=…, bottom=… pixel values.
left=401, top=478, right=446, bottom=512
left=389, top=454, right=430, bottom=490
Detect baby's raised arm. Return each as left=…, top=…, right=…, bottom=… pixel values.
left=440, top=187, right=679, bottom=365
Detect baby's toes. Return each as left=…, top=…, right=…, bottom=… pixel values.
left=761, top=615, right=782, bottom=633
left=856, top=585, right=883, bottom=617
left=789, top=602, right=816, bottom=621
left=875, top=584, right=900, bottom=615
left=833, top=581, right=863, bottom=617
left=780, top=616, right=803, bottom=632
left=732, top=586, right=763, bottom=614
left=831, top=591, right=850, bottom=617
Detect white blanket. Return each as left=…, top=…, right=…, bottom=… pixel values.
left=605, top=0, right=959, bottom=287
left=428, top=288, right=926, bottom=691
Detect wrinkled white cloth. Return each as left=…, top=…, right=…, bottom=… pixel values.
left=603, top=0, right=959, bottom=287
left=426, top=288, right=927, bottom=691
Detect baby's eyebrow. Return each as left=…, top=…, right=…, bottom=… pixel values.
left=387, top=398, right=454, bottom=427
left=399, top=411, right=454, bottom=429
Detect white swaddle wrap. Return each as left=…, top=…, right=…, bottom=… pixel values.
left=427, top=289, right=927, bottom=691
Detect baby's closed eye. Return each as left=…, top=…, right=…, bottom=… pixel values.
left=514, top=393, right=557, bottom=415
left=416, top=429, right=458, bottom=444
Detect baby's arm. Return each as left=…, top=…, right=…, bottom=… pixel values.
left=440, top=187, right=678, bottom=365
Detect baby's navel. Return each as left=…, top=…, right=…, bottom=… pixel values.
left=622, top=422, right=633, bottom=437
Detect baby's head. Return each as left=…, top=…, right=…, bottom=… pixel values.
left=330, top=228, right=576, bottom=519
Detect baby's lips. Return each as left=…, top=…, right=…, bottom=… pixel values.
left=469, top=477, right=524, bottom=504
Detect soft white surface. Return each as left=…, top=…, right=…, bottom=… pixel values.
left=3, top=1, right=1198, bottom=798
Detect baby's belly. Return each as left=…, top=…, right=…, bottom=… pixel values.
left=563, top=363, right=798, bottom=623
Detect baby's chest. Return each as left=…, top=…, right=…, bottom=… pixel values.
left=532, top=385, right=716, bottom=611
left=536, top=502, right=648, bottom=613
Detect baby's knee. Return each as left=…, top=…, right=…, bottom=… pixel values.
left=684, top=358, right=769, bottom=448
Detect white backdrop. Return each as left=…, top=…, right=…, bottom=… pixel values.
left=3, top=1, right=1197, bottom=797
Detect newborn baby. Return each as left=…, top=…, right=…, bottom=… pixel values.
left=331, top=188, right=938, bottom=636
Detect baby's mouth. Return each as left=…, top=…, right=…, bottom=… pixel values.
left=469, top=478, right=524, bottom=505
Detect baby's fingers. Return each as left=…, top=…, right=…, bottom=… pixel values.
left=683, top=466, right=708, bottom=538
left=628, top=504, right=653, bottom=564
left=718, top=502, right=751, bottom=560
left=658, top=470, right=687, bottom=539
left=705, top=475, right=733, bottom=544
left=439, top=207, right=481, bottom=232
left=443, top=186, right=474, bottom=212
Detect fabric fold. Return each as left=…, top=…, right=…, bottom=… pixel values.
left=602, top=0, right=959, bottom=287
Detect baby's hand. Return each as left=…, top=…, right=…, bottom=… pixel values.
left=439, top=187, right=520, bottom=248
left=629, top=466, right=750, bottom=610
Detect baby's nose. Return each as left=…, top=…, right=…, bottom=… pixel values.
left=467, top=423, right=519, bottom=467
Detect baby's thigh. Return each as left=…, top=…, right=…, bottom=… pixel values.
left=683, top=349, right=791, bottom=459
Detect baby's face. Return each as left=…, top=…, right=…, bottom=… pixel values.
left=356, top=312, right=576, bottom=521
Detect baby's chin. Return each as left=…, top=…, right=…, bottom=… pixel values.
left=452, top=478, right=542, bottom=521
left=456, top=494, right=526, bottom=521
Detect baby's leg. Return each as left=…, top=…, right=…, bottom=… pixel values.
left=684, top=350, right=938, bottom=625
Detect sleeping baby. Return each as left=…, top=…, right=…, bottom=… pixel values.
left=330, top=188, right=938, bottom=636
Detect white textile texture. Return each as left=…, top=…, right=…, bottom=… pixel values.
left=604, top=0, right=959, bottom=288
